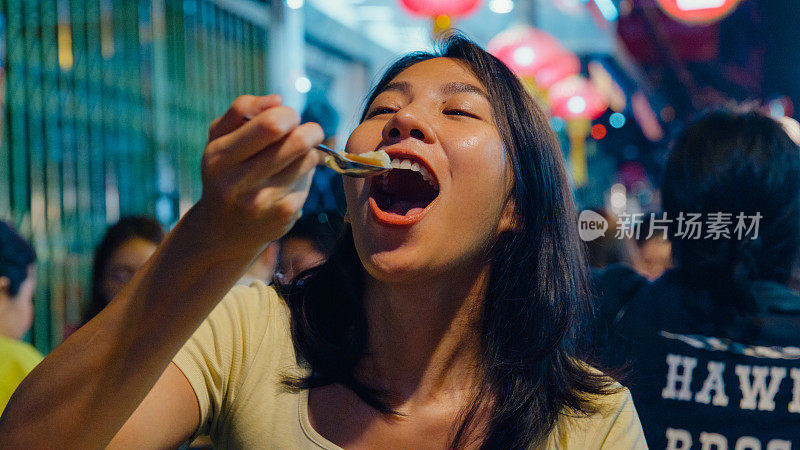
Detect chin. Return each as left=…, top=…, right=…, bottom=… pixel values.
left=357, top=244, right=436, bottom=285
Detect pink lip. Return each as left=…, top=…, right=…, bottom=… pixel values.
left=367, top=148, right=440, bottom=228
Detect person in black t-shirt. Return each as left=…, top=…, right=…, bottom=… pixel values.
left=596, top=110, right=800, bottom=449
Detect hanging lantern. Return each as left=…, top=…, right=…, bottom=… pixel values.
left=487, top=26, right=568, bottom=78
left=398, top=0, right=483, bottom=17
left=548, top=76, right=607, bottom=121
left=548, top=76, right=608, bottom=187
left=488, top=26, right=580, bottom=102
left=489, top=26, right=604, bottom=188
left=533, top=52, right=580, bottom=90
left=399, top=0, right=483, bottom=37
left=655, top=0, right=743, bottom=25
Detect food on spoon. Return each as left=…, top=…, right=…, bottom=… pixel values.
left=343, top=150, right=392, bottom=168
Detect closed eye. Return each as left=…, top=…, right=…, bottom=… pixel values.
left=366, top=107, right=396, bottom=119
left=444, top=109, right=478, bottom=119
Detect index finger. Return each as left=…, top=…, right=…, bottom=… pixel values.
left=208, top=94, right=283, bottom=142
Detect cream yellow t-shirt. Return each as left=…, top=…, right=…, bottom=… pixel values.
left=173, top=281, right=647, bottom=449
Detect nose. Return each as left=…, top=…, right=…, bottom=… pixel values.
left=382, top=107, right=435, bottom=144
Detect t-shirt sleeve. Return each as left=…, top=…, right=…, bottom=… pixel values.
left=171, top=281, right=280, bottom=437
left=546, top=376, right=647, bottom=449
left=599, top=388, right=648, bottom=449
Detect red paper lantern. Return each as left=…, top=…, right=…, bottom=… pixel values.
left=655, top=0, right=742, bottom=25
left=487, top=26, right=569, bottom=78
left=548, top=76, right=608, bottom=120
left=398, top=0, right=483, bottom=17
left=533, top=53, right=580, bottom=90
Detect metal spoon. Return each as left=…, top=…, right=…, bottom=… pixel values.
left=241, top=115, right=389, bottom=178
left=314, top=143, right=390, bottom=178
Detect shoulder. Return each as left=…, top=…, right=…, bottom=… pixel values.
left=548, top=384, right=647, bottom=449
left=173, top=279, right=293, bottom=383
left=197, top=280, right=287, bottom=342
left=592, top=265, right=649, bottom=317
left=171, top=281, right=297, bottom=440
left=0, top=336, right=44, bottom=371
left=179, top=280, right=293, bottom=367
left=593, top=265, right=649, bottom=302
left=217, top=279, right=286, bottom=314
left=591, top=265, right=651, bottom=349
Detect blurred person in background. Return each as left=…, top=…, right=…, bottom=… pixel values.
left=236, top=242, right=280, bottom=287
left=596, top=110, right=799, bottom=448
left=82, top=216, right=165, bottom=325
left=1, top=36, right=645, bottom=448
left=0, top=221, right=42, bottom=414
left=277, top=211, right=343, bottom=283
left=301, top=92, right=347, bottom=216
left=630, top=214, right=673, bottom=281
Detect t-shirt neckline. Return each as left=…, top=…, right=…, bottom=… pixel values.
left=298, top=389, right=345, bottom=450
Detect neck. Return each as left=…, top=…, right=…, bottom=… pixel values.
left=359, top=265, right=489, bottom=405
left=0, top=298, right=18, bottom=340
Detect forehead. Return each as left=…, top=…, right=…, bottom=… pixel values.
left=110, top=237, right=157, bottom=261
left=382, top=57, right=486, bottom=94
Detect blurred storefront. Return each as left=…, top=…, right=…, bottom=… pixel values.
left=1, top=0, right=274, bottom=351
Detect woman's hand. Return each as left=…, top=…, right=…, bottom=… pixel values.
left=197, top=94, right=324, bottom=250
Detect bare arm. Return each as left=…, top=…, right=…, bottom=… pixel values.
left=107, top=363, right=199, bottom=449
left=0, top=94, right=323, bottom=448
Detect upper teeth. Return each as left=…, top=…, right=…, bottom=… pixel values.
left=390, top=158, right=437, bottom=186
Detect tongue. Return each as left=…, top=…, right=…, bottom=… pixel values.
left=384, top=200, right=427, bottom=216
left=373, top=169, right=438, bottom=217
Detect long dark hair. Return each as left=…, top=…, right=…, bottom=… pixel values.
left=662, top=110, right=800, bottom=328
left=278, top=35, right=617, bottom=448
left=83, top=216, right=165, bottom=324
left=0, top=220, right=36, bottom=296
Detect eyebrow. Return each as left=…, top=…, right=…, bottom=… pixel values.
left=441, top=82, right=490, bottom=101
left=382, top=81, right=412, bottom=96
left=378, top=80, right=489, bottom=101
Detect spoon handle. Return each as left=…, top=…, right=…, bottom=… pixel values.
left=241, top=114, right=387, bottom=177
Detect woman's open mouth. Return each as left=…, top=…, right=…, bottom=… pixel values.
left=368, top=151, right=440, bottom=227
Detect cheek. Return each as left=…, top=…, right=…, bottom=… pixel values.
left=450, top=125, right=507, bottom=176
left=344, top=121, right=382, bottom=154
left=446, top=142, right=511, bottom=239
left=451, top=139, right=509, bottom=204
left=101, top=278, right=119, bottom=302
left=342, top=178, right=368, bottom=214
left=342, top=124, right=380, bottom=213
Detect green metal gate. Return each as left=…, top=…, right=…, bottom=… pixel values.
left=1, top=0, right=270, bottom=353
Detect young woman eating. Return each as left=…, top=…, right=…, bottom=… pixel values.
left=0, top=35, right=645, bottom=449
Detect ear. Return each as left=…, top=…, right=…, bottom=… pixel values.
left=0, top=276, right=10, bottom=299
left=497, top=197, right=521, bottom=234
